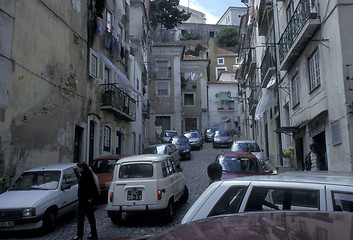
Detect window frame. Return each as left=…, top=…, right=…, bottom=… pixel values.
left=90, top=54, right=98, bottom=78
left=216, top=67, right=227, bottom=80
left=183, top=93, right=195, bottom=107
left=291, top=73, right=300, bottom=107
left=217, top=58, right=225, bottom=65
left=156, top=80, right=170, bottom=97
left=106, top=8, right=113, bottom=33
left=308, top=48, right=321, bottom=92
left=103, top=125, right=112, bottom=152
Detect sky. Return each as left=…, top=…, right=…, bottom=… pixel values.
left=179, top=0, right=246, bottom=24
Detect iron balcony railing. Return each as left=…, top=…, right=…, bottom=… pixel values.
left=142, top=101, right=150, bottom=119
left=261, top=46, right=275, bottom=82
left=278, top=0, right=319, bottom=63
left=258, top=0, right=272, bottom=34
left=100, top=83, right=136, bottom=121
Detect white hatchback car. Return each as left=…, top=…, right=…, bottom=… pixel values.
left=231, top=140, right=264, bottom=163
left=182, top=171, right=353, bottom=224
left=106, top=154, right=188, bottom=223
left=0, top=163, right=79, bottom=231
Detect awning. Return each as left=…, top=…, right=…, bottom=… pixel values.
left=98, top=52, right=147, bottom=104
left=308, top=110, right=328, bottom=137
left=275, top=120, right=308, bottom=133
left=254, top=88, right=276, bottom=120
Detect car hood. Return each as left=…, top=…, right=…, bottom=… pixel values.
left=214, top=136, right=232, bottom=141
left=96, top=173, right=113, bottom=188
left=221, top=173, right=255, bottom=180
left=189, top=138, right=201, bottom=141
left=175, top=145, right=190, bottom=151
left=0, top=190, right=55, bottom=208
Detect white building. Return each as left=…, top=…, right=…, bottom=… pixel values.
left=217, top=7, right=247, bottom=26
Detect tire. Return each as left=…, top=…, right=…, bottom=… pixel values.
left=164, top=200, right=174, bottom=222
left=180, top=186, right=189, bottom=203
left=110, top=211, right=122, bottom=224
left=43, top=209, right=56, bottom=232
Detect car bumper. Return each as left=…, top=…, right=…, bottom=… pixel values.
left=106, top=203, right=168, bottom=213
left=213, top=142, right=232, bottom=148
left=0, top=215, right=44, bottom=231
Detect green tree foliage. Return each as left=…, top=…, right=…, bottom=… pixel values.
left=180, top=31, right=202, bottom=41
left=185, top=43, right=205, bottom=57
left=216, top=26, right=238, bottom=47
left=150, top=0, right=191, bottom=30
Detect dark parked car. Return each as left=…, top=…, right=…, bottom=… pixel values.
left=171, top=136, right=191, bottom=160
left=204, top=128, right=217, bottom=142
left=112, top=211, right=353, bottom=240
left=91, top=154, right=131, bottom=202
left=215, top=151, right=270, bottom=180
left=212, top=130, right=233, bottom=148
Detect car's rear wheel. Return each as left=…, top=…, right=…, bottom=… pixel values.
left=43, top=208, right=56, bottom=232
left=110, top=211, right=122, bottom=224
left=164, top=200, right=174, bottom=222
left=180, top=186, right=189, bottom=203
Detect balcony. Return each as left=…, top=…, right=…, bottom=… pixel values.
left=278, top=0, right=320, bottom=71
left=258, top=0, right=273, bottom=36
left=100, top=84, right=136, bottom=122
left=261, top=47, right=276, bottom=88
left=142, top=101, right=150, bottom=119
left=244, top=49, right=257, bottom=79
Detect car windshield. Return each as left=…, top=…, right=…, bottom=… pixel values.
left=165, top=132, right=177, bottom=137
left=185, top=132, right=198, bottom=138
left=206, top=128, right=217, bottom=133
left=9, top=171, right=61, bottom=190
left=232, top=142, right=261, bottom=152
left=92, top=159, right=117, bottom=173
left=172, top=138, right=188, bottom=145
left=214, top=130, right=229, bottom=137
left=219, top=156, right=258, bottom=174
left=143, top=145, right=167, bottom=154
left=119, top=164, right=153, bottom=178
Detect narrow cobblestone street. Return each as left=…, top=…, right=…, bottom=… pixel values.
left=1, top=143, right=222, bottom=240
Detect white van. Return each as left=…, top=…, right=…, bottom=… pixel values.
left=106, top=154, right=188, bottom=222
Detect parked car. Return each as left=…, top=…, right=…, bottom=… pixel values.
left=161, top=130, right=178, bottom=143
left=142, top=143, right=181, bottom=171
left=91, top=154, right=131, bottom=203
left=106, top=154, right=189, bottom=223
left=0, top=163, right=79, bottom=232
left=184, top=131, right=203, bottom=150
left=215, top=151, right=271, bottom=180
left=204, top=128, right=217, bottom=142
left=181, top=171, right=353, bottom=224
left=231, top=140, right=264, bottom=163
left=171, top=136, right=191, bottom=160
left=117, top=211, right=352, bottom=240
left=212, top=130, right=233, bottom=148
left=189, top=129, right=204, bottom=142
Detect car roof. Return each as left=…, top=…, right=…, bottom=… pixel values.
left=93, top=154, right=131, bottom=161
left=234, top=140, right=257, bottom=143
left=164, top=130, right=177, bottom=133
left=117, top=154, right=170, bottom=164
left=222, top=171, right=353, bottom=186
left=221, top=151, right=257, bottom=158
left=144, top=143, right=172, bottom=147
left=25, top=163, right=77, bottom=172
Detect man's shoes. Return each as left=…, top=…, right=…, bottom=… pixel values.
left=87, top=235, right=98, bottom=240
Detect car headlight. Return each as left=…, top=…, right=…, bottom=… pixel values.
left=23, top=208, right=36, bottom=217
left=183, top=149, right=190, bottom=153
left=214, top=138, right=220, bottom=141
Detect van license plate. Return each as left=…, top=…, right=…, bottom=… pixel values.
left=127, top=190, right=142, bottom=201
left=0, top=221, right=14, bottom=227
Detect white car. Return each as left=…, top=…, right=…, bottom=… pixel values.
left=106, top=154, right=188, bottom=223
left=231, top=140, right=264, bottom=163
left=0, top=163, right=79, bottom=231
left=182, top=171, right=353, bottom=224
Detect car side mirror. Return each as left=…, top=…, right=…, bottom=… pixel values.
left=61, top=183, right=71, bottom=191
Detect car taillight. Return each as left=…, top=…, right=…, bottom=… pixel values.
left=109, top=192, right=114, bottom=202
left=157, top=189, right=162, bottom=200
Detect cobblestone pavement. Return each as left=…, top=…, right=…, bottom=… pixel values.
left=1, top=142, right=223, bottom=240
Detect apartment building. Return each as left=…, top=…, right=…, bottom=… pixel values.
left=238, top=0, right=353, bottom=171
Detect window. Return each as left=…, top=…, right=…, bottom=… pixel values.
left=63, top=168, right=79, bottom=186
left=217, top=58, right=224, bottom=65
left=103, top=126, right=111, bottom=152
left=245, top=187, right=320, bottom=211
left=156, top=81, right=170, bottom=97
left=106, top=9, right=112, bottom=32
left=104, top=67, right=110, bottom=85
left=210, top=31, right=214, bottom=38
left=216, top=67, right=227, bottom=80
left=308, top=49, right=320, bottom=91
left=332, top=192, right=353, bottom=212
left=90, top=54, right=98, bottom=77
left=235, top=57, right=239, bottom=64
left=208, top=186, right=246, bottom=217
left=156, top=60, right=170, bottom=78
left=184, top=93, right=195, bottom=106
left=119, top=164, right=153, bottom=178
left=291, top=74, right=300, bottom=107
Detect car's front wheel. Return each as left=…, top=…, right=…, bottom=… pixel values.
left=164, top=200, right=174, bottom=222
left=43, top=208, right=56, bottom=232
left=109, top=211, right=122, bottom=224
